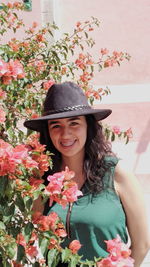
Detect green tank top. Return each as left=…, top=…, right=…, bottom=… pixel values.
left=48, top=157, right=128, bottom=261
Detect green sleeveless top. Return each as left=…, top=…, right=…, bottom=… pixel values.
left=48, top=157, right=128, bottom=261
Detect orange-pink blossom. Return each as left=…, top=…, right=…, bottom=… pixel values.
left=69, top=240, right=82, bottom=254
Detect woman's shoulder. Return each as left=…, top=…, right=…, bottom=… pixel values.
left=114, top=159, right=139, bottom=187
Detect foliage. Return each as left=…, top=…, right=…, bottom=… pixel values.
left=0, top=1, right=134, bottom=266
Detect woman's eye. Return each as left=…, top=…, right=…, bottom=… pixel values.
left=52, top=124, right=60, bottom=129
left=70, top=121, right=78, bottom=126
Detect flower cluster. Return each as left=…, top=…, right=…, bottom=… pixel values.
left=104, top=125, right=133, bottom=144
left=0, top=139, right=37, bottom=177
left=97, top=235, right=134, bottom=267
left=0, top=58, right=25, bottom=85
left=45, top=166, right=83, bottom=208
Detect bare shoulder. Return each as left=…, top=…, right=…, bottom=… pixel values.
left=114, top=160, right=144, bottom=197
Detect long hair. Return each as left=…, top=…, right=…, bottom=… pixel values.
left=40, top=115, right=115, bottom=194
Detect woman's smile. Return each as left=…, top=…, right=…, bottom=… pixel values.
left=60, top=139, right=77, bottom=148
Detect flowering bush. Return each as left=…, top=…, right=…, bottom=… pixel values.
left=0, top=1, right=134, bottom=266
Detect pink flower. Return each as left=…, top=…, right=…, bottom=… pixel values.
left=46, top=173, right=64, bottom=194
left=97, top=257, right=114, bottom=267
left=6, top=59, right=25, bottom=79
left=26, top=245, right=38, bottom=258
left=32, top=211, right=59, bottom=232
left=0, top=59, right=8, bottom=76
left=0, top=89, right=7, bottom=99
left=0, top=107, right=6, bottom=123
left=45, top=167, right=82, bottom=208
left=125, top=128, right=133, bottom=139
left=43, top=80, right=54, bottom=90
left=69, top=240, right=82, bottom=254
left=2, top=76, right=12, bottom=85
left=63, top=184, right=83, bottom=203
left=103, top=235, right=134, bottom=267
left=101, top=48, right=109, bottom=55
left=113, top=126, right=121, bottom=135
left=16, top=233, right=26, bottom=247
left=29, top=177, right=44, bottom=188
left=55, top=228, right=67, bottom=238
left=32, top=21, right=38, bottom=28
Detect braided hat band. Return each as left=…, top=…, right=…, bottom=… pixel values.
left=43, top=105, right=91, bottom=116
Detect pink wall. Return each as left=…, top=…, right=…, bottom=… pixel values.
left=54, top=0, right=150, bottom=85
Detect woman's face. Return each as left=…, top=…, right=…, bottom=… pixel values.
left=48, top=116, right=87, bottom=159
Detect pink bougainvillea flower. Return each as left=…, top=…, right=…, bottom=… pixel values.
left=2, top=75, right=12, bottom=85
left=16, top=233, right=26, bottom=247
left=45, top=166, right=82, bottom=207
left=55, top=228, right=67, bottom=238
left=0, top=107, right=6, bottom=123
left=43, top=80, right=54, bottom=90
left=29, top=177, right=44, bottom=188
left=112, top=126, right=121, bottom=135
left=0, top=88, right=7, bottom=99
left=103, top=235, right=134, bottom=266
left=97, top=257, right=114, bottom=267
left=63, top=183, right=83, bottom=203
left=32, top=21, right=38, bottom=28
left=6, top=59, right=25, bottom=79
left=125, top=128, right=133, bottom=139
left=26, top=245, right=38, bottom=258
left=76, top=21, right=81, bottom=28
left=69, top=240, right=82, bottom=254
left=101, top=48, right=109, bottom=55
left=0, top=59, right=8, bottom=76
left=12, top=261, right=24, bottom=267
left=0, top=139, right=38, bottom=177
left=32, top=211, right=59, bottom=232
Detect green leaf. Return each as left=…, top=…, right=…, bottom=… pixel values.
left=47, top=249, right=60, bottom=267
left=33, top=262, right=40, bottom=267
left=16, top=244, right=25, bottom=262
left=68, top=254, right=79, bottom=267
left=61, top=248, right=72, bottom=262
left=3, top=261, right=12, bottom=267
left=0, top=222, right=5, bottom=230
left=111, top=132, right=115, bottom=142
left=0, top=176, right=8, bottom=196
left=23, top=222, right=34, bottom=241
left=39, top=237, right=49, bottom=256
left=15, top=194, right=25, bottom=212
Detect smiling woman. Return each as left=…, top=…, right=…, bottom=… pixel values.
left=24, top=81, right=150, bottom=267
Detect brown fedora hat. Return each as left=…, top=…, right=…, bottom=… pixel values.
left=24, top=82, right=112, bottom=132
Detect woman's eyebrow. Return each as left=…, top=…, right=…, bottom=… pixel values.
left=68, top=117, right=80, bottom=121
left=48, top=120, right=59, bottom=125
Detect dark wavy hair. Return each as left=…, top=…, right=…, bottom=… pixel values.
left=40, top=115, right=115, bottom=194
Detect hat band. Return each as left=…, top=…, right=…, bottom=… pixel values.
left=44, top=104, right=91, bottom=115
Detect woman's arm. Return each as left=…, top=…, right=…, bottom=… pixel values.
left=114, top=162, right=150, bottom=267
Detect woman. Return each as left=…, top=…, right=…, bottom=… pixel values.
left=24, top=81, right=150, bottom=267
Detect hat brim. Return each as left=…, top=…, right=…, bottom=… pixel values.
left=24, top=108, right=112, bottom=132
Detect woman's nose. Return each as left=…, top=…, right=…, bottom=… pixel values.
left=61, top=126, right=71, bottom=137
